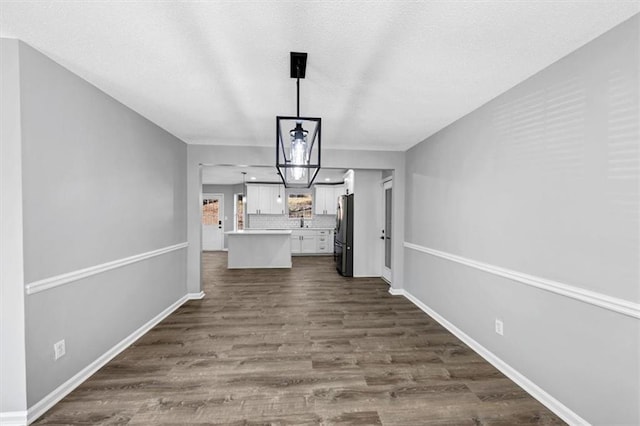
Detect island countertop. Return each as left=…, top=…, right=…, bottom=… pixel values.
left=225, top=230, right=292, bottom=269
left=225, top=230, right=293, bottom=235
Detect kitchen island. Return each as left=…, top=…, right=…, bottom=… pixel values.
left=225, top=230, right=293, bottom=269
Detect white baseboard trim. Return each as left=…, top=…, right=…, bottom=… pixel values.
left=388, top=287, right=403, bottom=296
left=188, top=291, right=205, bottom=300
left=0, top=411, right=28, bottom=426
left=404, top=242, right=640, bottom=319
left=26, top=293, right=190, bottom=424
left=26, top=242, right=189, bottom=295
left=394, top=288, right=589, bottom=426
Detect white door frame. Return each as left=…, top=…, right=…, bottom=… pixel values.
left=381, top=179, right=392, bottom=283
left=202, top=193, right=224, bottom=251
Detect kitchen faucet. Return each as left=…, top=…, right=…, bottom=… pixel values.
left=300, top=218, right=304, bottom=228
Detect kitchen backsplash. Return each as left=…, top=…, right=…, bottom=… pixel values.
left=248, top=214, right=336, bottom=229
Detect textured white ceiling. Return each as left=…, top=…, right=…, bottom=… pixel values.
left=1, top=1, right=637, bottom=151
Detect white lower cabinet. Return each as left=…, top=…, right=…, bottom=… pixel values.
left=316, top=230, right=333, bottom=254
left=301, top=234, right=316, bottom=253
left=291, top=232, right=315, bottom=253
left=291, top=229, right=333, bottom=255
left=291, top=235, right=301, bottom=254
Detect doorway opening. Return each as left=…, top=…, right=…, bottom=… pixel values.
left=381, top=179, right=392, bottom=283
left=202, top=193, right=224, bottom=251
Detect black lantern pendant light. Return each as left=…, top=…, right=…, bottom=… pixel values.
left=276, top=52, right=321, bottom=188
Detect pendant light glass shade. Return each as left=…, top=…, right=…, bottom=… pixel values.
left=276, top=116, right=321, bottom=188
left=290, top=122, right=308, bottom=180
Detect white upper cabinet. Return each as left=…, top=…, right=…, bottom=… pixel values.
left=246, top=184, right=261, bottom=214
left=313, top=186, right=330, bottom=215
left=314, top=185, right=343, bottom=215
left=270, top=184, right=286, bottom=215
left=336, top=185, right=344, bottom=214
left=246, top=184, right=285, bottom=215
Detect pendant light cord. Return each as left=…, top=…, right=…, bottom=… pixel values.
left=296, top=65, right=300, bottom=118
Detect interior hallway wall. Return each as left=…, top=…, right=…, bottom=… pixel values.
left=0, top=38, right=28, bottom=418
left=403, top=16, right=639, bottom=425
left=8, top=40, right=189, bottom=409
left=352, top=170, right=383, bottom=277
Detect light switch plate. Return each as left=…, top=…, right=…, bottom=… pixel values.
left=54, top=339, right=66, bottom=360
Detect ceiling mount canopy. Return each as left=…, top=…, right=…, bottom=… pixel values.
left=290, top=51, right=307, bottom=79
left=276, top=51, right=321, bottom=188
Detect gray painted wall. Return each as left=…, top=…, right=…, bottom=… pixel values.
left=0, top=38, right=28, bottom=415
left=353, top=170, right=383, bottom=277
left=14, top=41, right=188, bottom=406
left=202, top=184, right=237, bottom=248
left=403, top=16, right=639, bottom=425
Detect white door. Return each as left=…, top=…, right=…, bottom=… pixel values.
left=202, top=193, right=224, bottom=251
left=381, top=180, right=392, bottom=282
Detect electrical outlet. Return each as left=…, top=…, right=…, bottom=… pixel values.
left=54, top=339, right=66, bottom=360
left=495, top=319, right=504, bottom=336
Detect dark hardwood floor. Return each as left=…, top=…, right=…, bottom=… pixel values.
left=35, top=252, right=564, bottom=425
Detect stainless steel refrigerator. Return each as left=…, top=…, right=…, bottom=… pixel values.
left=334, top=193, right=354, bottom=276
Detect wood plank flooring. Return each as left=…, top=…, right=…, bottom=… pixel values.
left=34, top=252, right=564, bottom=425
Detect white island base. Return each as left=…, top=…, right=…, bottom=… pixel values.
left=225, top=230, right=293, bottom=269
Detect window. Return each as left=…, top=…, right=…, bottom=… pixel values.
left=288, top=193, right=312, bottom=218
left=234, top=193, right=244, bottom=230
left=202, top=198, right=219, bottom=225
